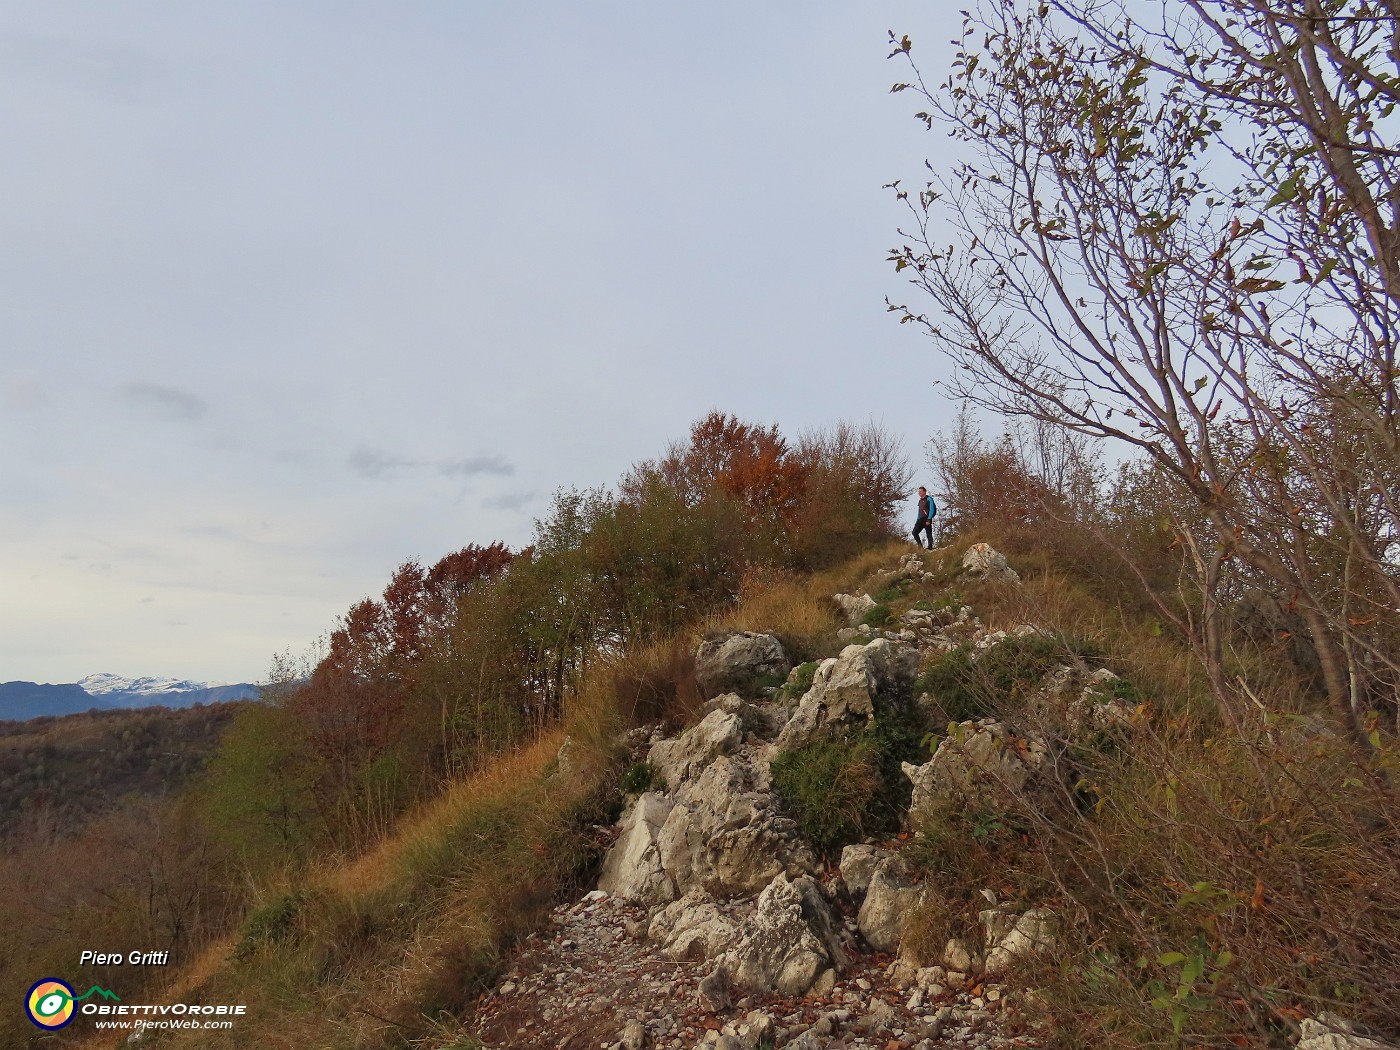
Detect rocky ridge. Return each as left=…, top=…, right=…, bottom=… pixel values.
left=464, top=545, right=1394, bottom=1050
left=465, top=546, right=1074, bottom=1048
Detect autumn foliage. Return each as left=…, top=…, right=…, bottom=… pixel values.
left=204, top=414, right=909, bottom=857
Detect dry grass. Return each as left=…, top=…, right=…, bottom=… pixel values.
left=330, top=730, right=569, bottom=898
left=133, top=723, right=609, bottom=1050
left=706, top=538, right=912, bottom=661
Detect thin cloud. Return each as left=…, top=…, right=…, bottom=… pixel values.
left=121, top=383, right=207, bottom=421
left=440, top=455, right=514, bottom=478
left=350, top=450, right=420, bottom=484
left=483, top=491, right=535, bottom=511
left=349, top=448, right=423, bottom=479
left=350, top=449, right=512, bottom=480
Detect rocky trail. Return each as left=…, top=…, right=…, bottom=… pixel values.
left=469, top=886, right=1039, bottom=1050
left=461, top=546, right=1075, bottom=1050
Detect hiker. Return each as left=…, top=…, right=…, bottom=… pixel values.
left=912, top=486, right=936, bottom=550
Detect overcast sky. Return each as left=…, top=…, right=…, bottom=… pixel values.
left=1, top=2, right=962, bottom=685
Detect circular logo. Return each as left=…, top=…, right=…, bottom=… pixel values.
left=26, top=979, right=76, bottom=1029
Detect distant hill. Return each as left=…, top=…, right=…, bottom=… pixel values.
left=0, top=674, right=260, bottom=721
left=0, top=701, right=248, bottom=838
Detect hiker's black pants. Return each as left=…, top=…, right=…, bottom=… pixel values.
left=912, top=517, right=933, bottom=549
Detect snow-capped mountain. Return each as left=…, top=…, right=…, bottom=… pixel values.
left=78, top=673, right=230, bottom=697
left=0, top=674, right=260, bottom=720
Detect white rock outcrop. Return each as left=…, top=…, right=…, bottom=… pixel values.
left=981, top=907, right=1056, bottom=977
left=646, top=889, right=743, bottom=961
left=646, top=707, right=742, bottom=787
left=857, top=854, right=923, bottom=954
left=773, top=638, right=921, bottom=753
left=833, top=592, right=878, bottom=625
left=1298, top=1015, right=1400, bottom=1050
left=695, top=632, right=791, bottom=700
left=720, top=873, right=847, bottom=996
left=961, top=542, right=1021, bottom=583
left=838, top=843, right=885, bottom=900
left=902, top=719, right=1048, bottom=818
left=597, top=791, right=676, bottom=904
left=655, top=756, right=817, bottom=901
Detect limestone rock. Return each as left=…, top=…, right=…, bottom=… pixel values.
left=646, top=890, right=742, bottom=961
left=736, top=1010, right=776, bottom=1046
left=1298, top=1014, right=1400, bottom=1050
left=774, top=638, right=920, bottom=752
left=647, top=708, right=742, bottom=787
left=982, top=907, right=1056, bottom=976
left=696, top=632, right=791, bottom=700
left=597, top=791, right=675, bottom=904
left=833, top=592, right=878, bottom=625
left=619, top=1018, right=647, bottom=1050
left=697, top=965, right=731, bottom=1012
left=553, top=735, right=579, bottom=779
left=943, top=936, right=983, bottom=974
left=961, top=542, right=1021, bottom=583
left=702, top=691, right=745, bottom=716
left=857, top=854, right=923, bottom=954
left=979, top=906, right=1017, bottom=949
left=902, top=720, right=1047, bottom=818
left=721, top=873, right=846, bottom=996
left=865, top=635, right=922, bottom=689
left=838, top=843, right=886, bottom=900
left=1068, top=669, right=1136, bottom=733
left=854, top=997, right=899, bottom=1034
left=656, top=756, right=818, bottom=901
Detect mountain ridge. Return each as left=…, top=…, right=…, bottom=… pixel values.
left=0, top=675, right=260, bottom=721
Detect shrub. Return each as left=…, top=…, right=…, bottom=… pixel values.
left=916, top=633, right=1100, bottom=727
left=236, top=889, right=314, bottom=958
left=770, top=733, right=881, bottom=855
left=770, top=700, right=928, bottom=855
left=865, top=604, right=893, bottom=627
left=873, top=579, right=910, bottom=604
left=619, top=762, right=662, bottom=796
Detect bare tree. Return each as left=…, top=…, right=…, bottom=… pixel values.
left=887, top=1, right=1400, bottom=747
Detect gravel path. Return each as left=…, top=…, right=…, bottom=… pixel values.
left=468, top=888, right=1043, bottom=1049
